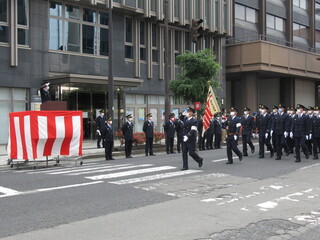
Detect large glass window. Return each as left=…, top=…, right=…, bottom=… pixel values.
left=0, top=0, right=7, bottom=22
left=125, top=17, right=134, bottom=59
left=65, top=21, right=80, bottom=52
left=49, top=18, right=63, bottom=50
left=293, top=22, right=309, bottom=39
left=140, top=21, right=146, bottom=61
left=152, top=23, right=158, bottom=62
left=83, top=8, right=96, bottom=23
left=316, top=2, right=320, bottom=20
left=18, top=0, right=28, bottom=25
left=195, top=1, right=201, bottom=19
left=293, top=0, right=307, bottom=10
left=0, top=0, right=8, bottom=43
left=174, top=0, right=179, bottom=18
left=267, top=14, right=285, bottom=32
left=0, top=25, right=8, bottom=43
left=235, top=4, right=257, bottom=23
left=100, top=28, right=108, bottom=56
left=82, top=25, right=97, bottom=54
left=185, top=0, right=190, bottom=20
left=151, top=0, right=156, bottom=12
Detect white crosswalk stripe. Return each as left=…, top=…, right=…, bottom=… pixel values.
left=48, top=164, right=131, bottom=175
left=27, top=163, right=104, bottom=174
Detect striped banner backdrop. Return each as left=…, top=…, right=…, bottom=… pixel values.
left=8, top=111, right=83, bottom=160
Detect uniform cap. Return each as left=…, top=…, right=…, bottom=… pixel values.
left=297, top=104, right=306, bottom=110
left=106, top=117, right=112, bottom=121
left=169, top=113, right=175, bottom=118
left=261, top=105, right=269, bottom=110
left=126, top=114, right=133, bottom=118
left=99, top=109, right=104, bottom=113
left=41, top=82, right=50, bottom=88
left=187, top=107, right=195, bottom=113
left=315, top=106, right=320, bottom=110
left=272, top=105, right=279, bottom=110
left=291, top=108, right=297, bottom=112
left=244, top=107, right=251, bottom=111
left=307, top=106, right=314, bottom=110
left=278, top=104, right=286, bottom=109
left=147, top=113, right=152, bottom=117
left=230, top=107, right=238, bottom=112
left=214, top=112, right=221, bottom=117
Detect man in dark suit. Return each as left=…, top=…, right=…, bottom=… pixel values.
left=257, top=105, right=274, bottom=158
left=306, top=106, right=315, bottom=155
left=225, top=107, right=243, bottom=164
left=175, top=113, right=185, bottom=153
left=164, top=113, right=176, bottom=154
left=286, top=107, right=296, bottom=155
left=206, top=117, right=214, bottom=150
left=213, top=113, right=222, bottom=149
left=121, top=114, right=134, bottom=158
left=312, top=106, right=320, bottom=160
left=197, top=114, right=206, bottom=151
left=40, top=82, right=51, bottom=103
left=181, top=107, right=203, bottom=170
left=95, top=109, right=105, bottom=148
left=103, top=117, right=114, bottom=160
left=143, top=113, right=155, bottom=156
left=272, top=104, right=290, bottom=160
left=271, top=105, right=278, bottom=151
left=290, top=104, right=310, bottom=162
left=241, top=107, right=255, bottom=156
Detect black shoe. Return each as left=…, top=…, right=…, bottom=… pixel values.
left=305, top=153, right=309, bottom=159
left=129, top=156, right=133, bottom=158
left=110, top=158, right=115, bottom=160
left=181, top=168, right=189, bottom=171
left=295, top=159, right=301, bottom=162
left=239, top=155, right=243, bottom=161
left=313, top=156, right=318, bottom=160
left=251, top=147, right=255, bottom=154
left=150, top=153, right=155, bottom=156
left=259, top=155, right=264, bottom=159
left=286, top=151, right=290, bottom=156
left=167, top=152, right=170, bottom=154
left=226, top=162, right=233, bottom=164
left=146, top=154, right=149, bottom=156
left=243, top=153, right=248, bottom=157
left=198, top=159, right=203, bottom=168
left=270, top=151, right=274, bottom=158
left=275, top=157, right=281, bottom=160
left=105, top=158, right=110, bottom=161
left=171, top=151, right=176, bottom=154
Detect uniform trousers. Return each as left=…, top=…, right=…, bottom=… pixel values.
left=313, top=137, right=320, bottom=158
left=242, top=134, right=254, bottom=154
left=177, top=134, right=183, bottom=153
left=306, top=139, right=313, bottom=154
left=182, top=140, right=202, bottom=169
left=125, top=140, right=133, bottom=157
left=226, top=136, right=242, bottom=163
left=105, top=141, right=113, bottom=159
left=294, top=137, right=308, bottom=160
left=206, top=133, right=214, bottom=149
left=198, top=134, right=206, bottom=150
left=166, top=137, right=174, bottom=153
left=258, top=134, right=274, bottom=157
left=214, top=134, right=222, bottom=148
left=275, top=134, right=286, bottom=157
left=145, top=137, right=153, bottom=155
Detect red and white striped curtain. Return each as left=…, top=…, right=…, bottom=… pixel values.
left=8, top=111, right=83, bottom=160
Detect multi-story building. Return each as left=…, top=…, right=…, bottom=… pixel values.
left=0, top=0, right=232, bottom=144
left=226, top=0, right=320, bottom=112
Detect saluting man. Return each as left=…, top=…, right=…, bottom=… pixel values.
left=96, top=109, right=105, bottom=148
left=143, top=113, right=155, bottom=156
left=121, top=114, right=134, bottom=158
left=241, top=107, right=255, bottom=156
left=181, top=107, right=203, bottom=171
left=225, top=107, right=243, bottom=164
left=104, top=117, right=115, bottom=160
left=164, top=113, right=176, bottom=154
left=312, top=107, right=320, bottom=160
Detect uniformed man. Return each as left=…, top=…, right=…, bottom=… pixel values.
left=40, top=82, right=51, bottom=103
left=164, top=113, right=176, bottom=154
left=213, top=113, right=222, bottom=149
left=290, top=104, right=310, bottom=162
left=271, top=105, right=278, bottom=151
left=197, top=114, right=206, bottom=151
left=103, top=117, right=115, bottom=160
left=272, top=104, right=290, bottom=160
left=175, top=113, right=185, bottom=153
left=121, top=114, right=134, bottom=158
left=225, top=107, right=243, bottom=164
left=312, top=107, right=320, bottom=160
left=181, top=107, right=203, bottom=170
left=287, top=107, right=296, bottom=155
left=95, top=109, right=105, bottom=148
left=306, top=106, right=315, bottom=155
left=256, top=105, right=274, bottom=158
left=206, top=116, right=215, bottom=150
left=241, top=107, right=255, bottom=156
left=143, top=113, right=155, bottom=156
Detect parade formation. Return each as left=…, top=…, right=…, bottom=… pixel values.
left=96, top=103, right=320, bottom=169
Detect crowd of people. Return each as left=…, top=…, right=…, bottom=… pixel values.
left=95, top=103, right=320, bottom=169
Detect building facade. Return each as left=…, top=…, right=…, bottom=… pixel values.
left=0, top=0, right=232, bottom=144
left=226, top=0, right=320, bottom=112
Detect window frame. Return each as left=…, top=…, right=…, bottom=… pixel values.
left=266, top=14, right=285, bottom=32
left=0, top=0, right=9, bottom=45
left=151, top=23, right=159, bottom=63
left=124, top=16, right=134, bottom=60
left=234, top=3, right=257, bottom=24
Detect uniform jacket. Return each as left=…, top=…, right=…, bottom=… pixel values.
left=183, top=117, right=198, bottom=142
left=257, top=113, right=272, bottom=135
left=143, top=120, right=154, bottom=138
left=121, top=121, right=134, bottom=140
left=103, top=123, right=114, bottom=141
left=96, top=115, right=104, bottom=131
left=213, top=119, right=222, bottom=135
left=241, top=115, right=254, bottom=135
left=40, top=88, right=51, bottom=103
left=226, top=116, right=241, bottom=136
left=313, top=116, right=320, bottom=138
left=164, top=120, right=176, bottom=138
left=206, top=119, right=215, bottom=135
left=291, top=114, right=310, bottom=137
left=175, top=119, right=185, bottom=137
left=197, top=119, right=204, bottom=137
left=272, top=113, right=290, bottom=135
left=307, top=115, right=316, bottom=134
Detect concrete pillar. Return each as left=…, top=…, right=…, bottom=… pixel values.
left=280, top=78, right=295, bottom=107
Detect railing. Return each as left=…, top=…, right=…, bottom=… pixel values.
left=226, top=34, right=320, bottom=54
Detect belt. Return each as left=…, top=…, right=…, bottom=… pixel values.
left=228, top=133, right=235, bottom=136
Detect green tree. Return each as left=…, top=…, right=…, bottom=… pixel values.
left=169, top=49, right=221, bottom=106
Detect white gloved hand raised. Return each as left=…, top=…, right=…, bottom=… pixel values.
left=234, top=135, right=238, bottom=141
left=183, top=136, right=188, bottom=142
left=97, top=130, right=101, bottom=136
left=284, top=132, right=288, bottom=138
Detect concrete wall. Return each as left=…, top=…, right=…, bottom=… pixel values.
left=295, top=79, right=316, bottom=106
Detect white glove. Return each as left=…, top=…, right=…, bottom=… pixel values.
left=284, top=132, right=288, bottom=138
left=97, top=130, right=101, bottom=136
left=309, top=134, right=312, bottom=140
left=290, top=132, right=293, bottom=139
left=234, top=135, right=238, bottom=141
left=252, top=133, right=255, bottom=138
left=265, top=133, right=268, bottom=139
left=306, top=135, right=309, bottom=140
left=270, top=131, right=273, bottom=137
left=183, top=136, right=188, bottom=142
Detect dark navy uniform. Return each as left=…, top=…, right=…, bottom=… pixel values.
left=175, top=115, right=185, bottom=153
left=121, top=116, right=134, bottom=158
left=291, top=107, right=310, bottom=162
left=287, top=109, right=296, bottom=154
left=95, top=111, right=105, bottom=148
left=206, top=119, right=214, bottom=149
left=241, top=112, right=255, bottom=156
left=225, top=108, right=243, bottom=164
left=40, top=87, right=51, bottom=103
left=312, top=114, right=320, bottom=159
left=164, top=114, right=176, bottom=154
left=197, top=118, right=206, bottom=151
left=143, top=116, right=154, bottom=156
left=306, top=111, right=315, bottom=155
left=103, top=118, right=114, bottom=160
left=213, top=117, right=222, bottom=149
left=272, top=108, right=290, bottom=159
left=182, top=111, right=203, bottom=170
left=270, top=107, right=278, bottom=152
left=257, top=107, right=274, bottom=158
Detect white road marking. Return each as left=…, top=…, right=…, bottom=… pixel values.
left=212, top=157, right=238, bottom=162
left=68, top=164, right=154, bottom=176
left=109, top=170, right=203, bottom=185
left=48, top=164, right=131, bottom=175
left=0, top=181, right=103, bottom=199
left=27, top=163, right=108, bottom=174
left=85, top=166, right=177, bottom=180
left=0, top=186, right=20, bottom=196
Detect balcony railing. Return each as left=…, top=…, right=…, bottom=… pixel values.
left=226, top=34, right=320, bottom=54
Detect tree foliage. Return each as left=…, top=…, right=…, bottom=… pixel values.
left=169, top=49, right=221, bottom=105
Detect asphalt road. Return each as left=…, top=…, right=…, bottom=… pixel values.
left=1, top=145, right=320, bottom=239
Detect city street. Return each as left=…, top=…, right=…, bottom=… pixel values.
left=1, top=146, right=320, bottom=240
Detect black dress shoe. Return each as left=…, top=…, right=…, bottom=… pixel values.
left=239, top=155, right=243, bottom=161
left=270, top=151, right=274, bottom=158
left=313, top=157, right=318, bottom=160
left=198, top=159, right=203, bottom=168
left=226, top=162, right=233, bottom=164
left=110, top=158, right=115, bottom=160
left=105, top=158, right=110, bottom=161
left=150, top=153, right=155, bottom=156
left=251, top=147, right=255, bottom=154
left=146, top=154, right=149, bottom=156
left=275, top=157, right=281, bottom=160
left=129, top=156, right=133, bottom=158
left=286, top=151, right=290, bottom=156
left=295, top=159, right=301, bottom=162
left=243, top=153, right=248, bottom=157
left=259, top=156, right=264, bottom=159
left=181, top=168, right=189, bottom=171
left=305, top=154, right=309, bottom=159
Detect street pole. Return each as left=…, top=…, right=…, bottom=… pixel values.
left=108, top=0, right=114, bottom=120
left=164, top=0, right=170, bottom=121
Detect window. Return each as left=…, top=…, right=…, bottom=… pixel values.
left=0, top=0, right=7, bottom=22
left=293, top=0, right=307, bottom=10
left=316, top=2, right=320, bottom=19
left=49, top=2, right=109, bottom=56
left=17, top=0, right=29, bottom=45
left=174, top=31, right=180, bottom=63
left=185, top=32, right=191, bottom=51
left=185, top=0, right=190, bottom=20
left=125, top=17, right=134, bottom=59
left=316, top=30, right=320, bottom=49
left=195, top=1, right=201, bottom=19
left=139, top=21, right=146, bottom=61
left=138, top=0, right=144, bottom=9
left=235, top=4, right=257, bottom=23
left=152, top=23, right=158, bottom=62
left=174, top=0, right=179, bottom=18
left=205, top=0, right=210, bottom=26
left=151, top=0, right=156, bottom=12
left=267, top=14, right=285, bottom=32
left=0, top=0, right=8, bottom=43
left=214, top=0, right=219, bottom=28
left=293, top=22, right=309, bottom=39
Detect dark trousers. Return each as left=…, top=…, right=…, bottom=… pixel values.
left=242, top=134, right=254, bottom=154
left=294, top=137, right=308, bottom=160
left=226, top=136, right=242, bottom=162
left=313, top=137, right=320, bottom=158
left=198, top=135, right=206, bottom=150
left=97, top=134, right=104, bottom=148
left=125, top=140, right=133, bottom=157
left=275, top=134, right=286, bottom=157
left=214, top=134, right=221, bottom=148
left=105, top=141, right=113, bottom=159
left=166, top=137, right=174, bottom=153
left=182, top=141, right=202, bottom=169
left=306, top=139, right=313, bottom=154
left=287, top=137, right=295, bottom=153
left=259, top=135, right=274, bottom=157
left=145, top=137, right=153, bottom=155
left=206, top=133, right=213, bottom=149
left=177, top=134, right=183, bottom=153
left=272, top=134, right=276, bottom=152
